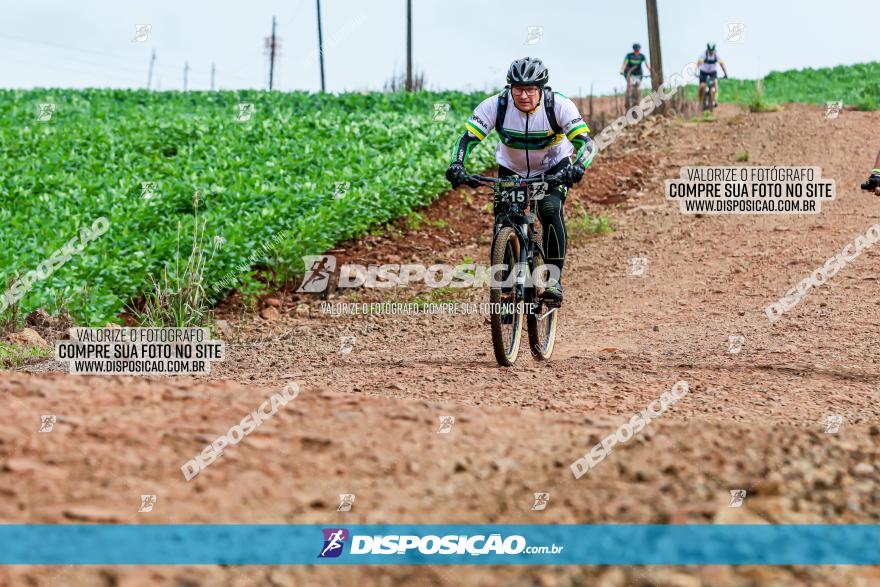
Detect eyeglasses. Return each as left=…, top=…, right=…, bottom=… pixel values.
left=511, top=87, right=540, bottom=97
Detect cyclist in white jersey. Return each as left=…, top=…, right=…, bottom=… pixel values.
left=697, top=43, right=729, bottom=107
left=445, top=57, right=595, bottom=304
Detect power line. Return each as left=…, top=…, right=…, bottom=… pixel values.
left=0, top=50, right=146, bottom=85
left=0, top=33, right=259, bottom=86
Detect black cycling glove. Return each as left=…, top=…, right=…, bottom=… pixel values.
left=559, top=161, right=586, bottom=188
left=445, top=163, right=468, bottom=188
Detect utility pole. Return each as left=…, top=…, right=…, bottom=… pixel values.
left=183, top=61, right=190, bottom=91
left=405, top=0, right=413, bottom=91
left=211, top=63, right=216, bottom=91
left=147, top=49, right=156, bottom=89
left=645, top=0, right=665, bottom=110
left=316, top=0, right=326, bottom=92
left=269, top=16, right=277, bottom=90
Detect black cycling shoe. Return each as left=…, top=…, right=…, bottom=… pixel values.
left=541, top=280, right=563, bottom=306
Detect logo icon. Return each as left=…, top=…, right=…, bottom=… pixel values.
left=132, top=24, right=152, bottom=43
left=37, top=103, right=56, bottom=122
left=728, top=489, right=747, bottom=508
left=530, top=181, right=549, bottom=201
left=726, top=23, right=745, bottom=42
left=333, top=181, right=350, bottom=200
left=824, top=101, right=843, bottom=120
left=236, top=102, right=255, bottom=122
left=824, top=414, right=843, bottom=434
left=432, top=102, right=450, bottom=122
left=525, top=26, right=544, bottom=45
left=336, top=494, right=355, bottom=512
left=141, top=181, right=157, bottom=199
left=138, top=494, right=157, bottom=512
left=297, top=255, right=337, bottom=293
left=438, top=415, right=455, bottom=434
left=627, top=256, right=649, bottom=277
left=318, top=528, right=349, bottom=558
left=39, top=415, right=56, bottom=433
left=727, top=334, right=745, bottom=354
left=531, top=492, right=550, bottom=511
left=339, top=335, right=356, bottom=355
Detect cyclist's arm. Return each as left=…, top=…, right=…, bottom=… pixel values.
left=450, top=130, right=482, bottom=166
left=620, top=58, right=628, bottom=75
left=569, top=133, right=596, bottom=169
left=719, top=59, right=728, bottom=77
left=450, top=96, right=496, bottom=167
left=558, top=97, right=596, bottom=169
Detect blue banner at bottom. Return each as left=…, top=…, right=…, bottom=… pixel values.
left=0, top=524, right=878, bottom=565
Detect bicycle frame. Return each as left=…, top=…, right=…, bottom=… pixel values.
left=465, top=153, right=587, bottom=300
left=490, top=181, right=543, bottom=301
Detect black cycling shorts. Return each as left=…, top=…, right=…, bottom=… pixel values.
left=699, top=71, right=718, bottom=84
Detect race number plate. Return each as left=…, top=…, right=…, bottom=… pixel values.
left=503, top=186, right=528, bottom=204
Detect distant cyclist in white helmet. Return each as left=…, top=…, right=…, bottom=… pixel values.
left=697, top=43, right=729, bottom=107
left=445, top=57, right=596, bottom=305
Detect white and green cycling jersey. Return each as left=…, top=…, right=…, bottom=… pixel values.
left=460, top=91, right=592, bottom=177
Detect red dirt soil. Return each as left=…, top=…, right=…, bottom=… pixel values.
left=4, top=103, right=880, bottom=586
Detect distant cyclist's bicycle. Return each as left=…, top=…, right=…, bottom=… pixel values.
left=702, top=73, right=718, bottom=112
left=623, top=71, right=646, bottom=110
left=466, top=154, right=587, bottom=366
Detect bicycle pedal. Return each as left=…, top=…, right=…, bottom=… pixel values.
left=541, top=297, right=561, bottom=309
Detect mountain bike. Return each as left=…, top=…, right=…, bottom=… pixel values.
left=623, top=71, right=645, bottom=110
left=702, top=74, right=718, bottom=112
left=466, top=157, right=585, bottom=366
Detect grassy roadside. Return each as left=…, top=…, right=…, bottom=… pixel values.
left=683, top=61, right=879, bottom=111
left=0, top=342, right=50, bottom=368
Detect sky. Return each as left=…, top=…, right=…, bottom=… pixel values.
left=0, top=0, right=875, bottom=95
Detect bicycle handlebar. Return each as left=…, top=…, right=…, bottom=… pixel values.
left=465, top=153, right=589, bottom=186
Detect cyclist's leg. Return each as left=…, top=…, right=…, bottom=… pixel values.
left=537, top=185, right=567, bottom=287
left=698, top=71, right=707, bottom=101
left=712, top=72, right=720, bottom=104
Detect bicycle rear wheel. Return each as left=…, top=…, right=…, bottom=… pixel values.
left=489, top=226, right=524, bottom=366
left=527, top=250, right=558, bottom=360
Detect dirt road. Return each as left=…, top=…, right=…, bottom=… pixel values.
left=3, top=104, right=880, bottom=586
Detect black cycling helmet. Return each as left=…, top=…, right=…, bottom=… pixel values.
left=633, top=43, right=641, bottom=51
left=506, top=57, right=549, bottom=87
left=707, top=42, right=716, bottom=52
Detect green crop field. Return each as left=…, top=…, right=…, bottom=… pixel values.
left=688, top=61, right=880, bottom=110
left=0, top=89, right=495, bottom=324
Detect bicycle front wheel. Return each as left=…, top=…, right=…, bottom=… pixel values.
left=527, top=250, right=558, bottom=360
left=489, top=226, right=524, bottom=366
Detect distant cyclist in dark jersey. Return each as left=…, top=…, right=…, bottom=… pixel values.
left=697, top=43, right=729, bottom=107
left=445, top=57, right=595, bottom=305
left=620, top=43, right=651, bottom=96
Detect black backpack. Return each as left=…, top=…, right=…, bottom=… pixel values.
left=495, top=86, right=562, bottom=142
